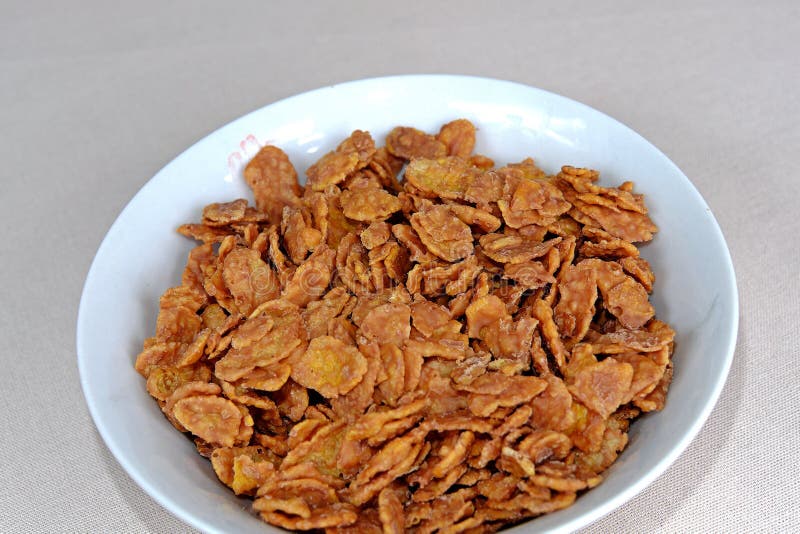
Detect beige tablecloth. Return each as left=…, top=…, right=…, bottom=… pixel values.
left=2, top=1, right=798, bottom=532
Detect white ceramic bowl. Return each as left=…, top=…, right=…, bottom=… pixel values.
left=77, top=75, right=738, bottom=533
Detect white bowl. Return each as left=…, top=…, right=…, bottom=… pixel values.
left=77, top=75, right=738, bottom=533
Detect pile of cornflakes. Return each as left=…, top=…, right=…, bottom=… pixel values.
left=135, top=119, right=675, bottom=532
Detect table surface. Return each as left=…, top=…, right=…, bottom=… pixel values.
left=2, top=1, right=798, bottom=532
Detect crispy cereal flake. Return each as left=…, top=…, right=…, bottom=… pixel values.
left=341, top=188, right=402, bottom=222
left=410, top=203, right=474, bottom=262
left=172, top=395, right=243, bottom=447
left=386, top=126, right=447, bottom=160
left=244, top=145, right=302, bottom=222
left=291, top=336, right=368, bottom=398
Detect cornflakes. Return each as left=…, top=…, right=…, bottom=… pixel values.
left=410, top=203, right=474, bottom=262
left=222, top=247, right=279, bottom=315
left=290, top=336, right=368, bottom=398
left=172, top=395, right=244, bottom=447
left=553, top=262, right=598, bottom=347
left=244, top=145, right=302, bottom=222
left=386, top=126, right=447, bottom=160
left=360, top=302, right=411, bottom=346
left=359, top=221, right=392, bottom=250
left=281, top=207, right=321, bottom=264
left=479, top=233, right=562, bottom=264
left=619, top=255, right=655, bottom=292
left=340, top=187, right=402, bottom=222
left=135, top=119, right=676, bottom=531
left=448, top=203, right=502, bottom=233
left=306, top=131, right=375, bottom=192
left=404, top=157, right=482, bottom=201
left=437, top=119, right=476, bottom=158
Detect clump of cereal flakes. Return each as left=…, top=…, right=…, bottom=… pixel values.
left=136, top=119, right=675, bottom=532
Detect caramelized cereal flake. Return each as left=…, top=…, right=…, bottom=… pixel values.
left=291, top=336, right=368, bottom=398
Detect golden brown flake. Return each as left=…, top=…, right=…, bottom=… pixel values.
left=567, top=351, right=634, bottom=419
left=554, top=263, right=598, bottom=347
left=305, top=132, right=374, bottom=193
left=404, top=157, right=482, bottom=201
left=437, top=119, right=477, bottom=158
left=532, top=299, right=568, bottom=373
left=271, top=379, right=308, bottom=422
left=503, top=261, right=555, bottom=289
left=145, top=364, right=212, bottom=401
left=172, top=395, right=243, bottom=447
left=290, top=336, right=368, bottom=398
left=590, top=328, right=667, bottom=355
left=377, top=487, right=405, bottom=534
left=222, top=247, right=280, bottom=315
left=340, top=188, right=402, bottom=222
left=479, top=234, right=561, bottom=264
left=177, top=223, right=232, bottom=244
left=281, top=207, right=322, bottom=264
left=386, top=126, right=447, bottom=160
left=448, top=203, right=502, bottom=233
left=568, top=195, right=657, bottom=242
left=359, top=221, right=392, bottom=250
left=283, top=245, right=336, bottom=307
left=244, top=145, right=302, bottom=222
left=619, top=255, right=655, bottom=292
left=410, top=203, right=474, bottom=262
left=360, top=303, right=411, bottom=346
left=202, top=199, right=248, bottom=226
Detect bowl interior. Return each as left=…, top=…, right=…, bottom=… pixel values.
left=77, top=75, right=737, bottom=533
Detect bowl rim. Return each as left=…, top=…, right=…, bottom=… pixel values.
left=77, top=73, right=739, bottom=533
